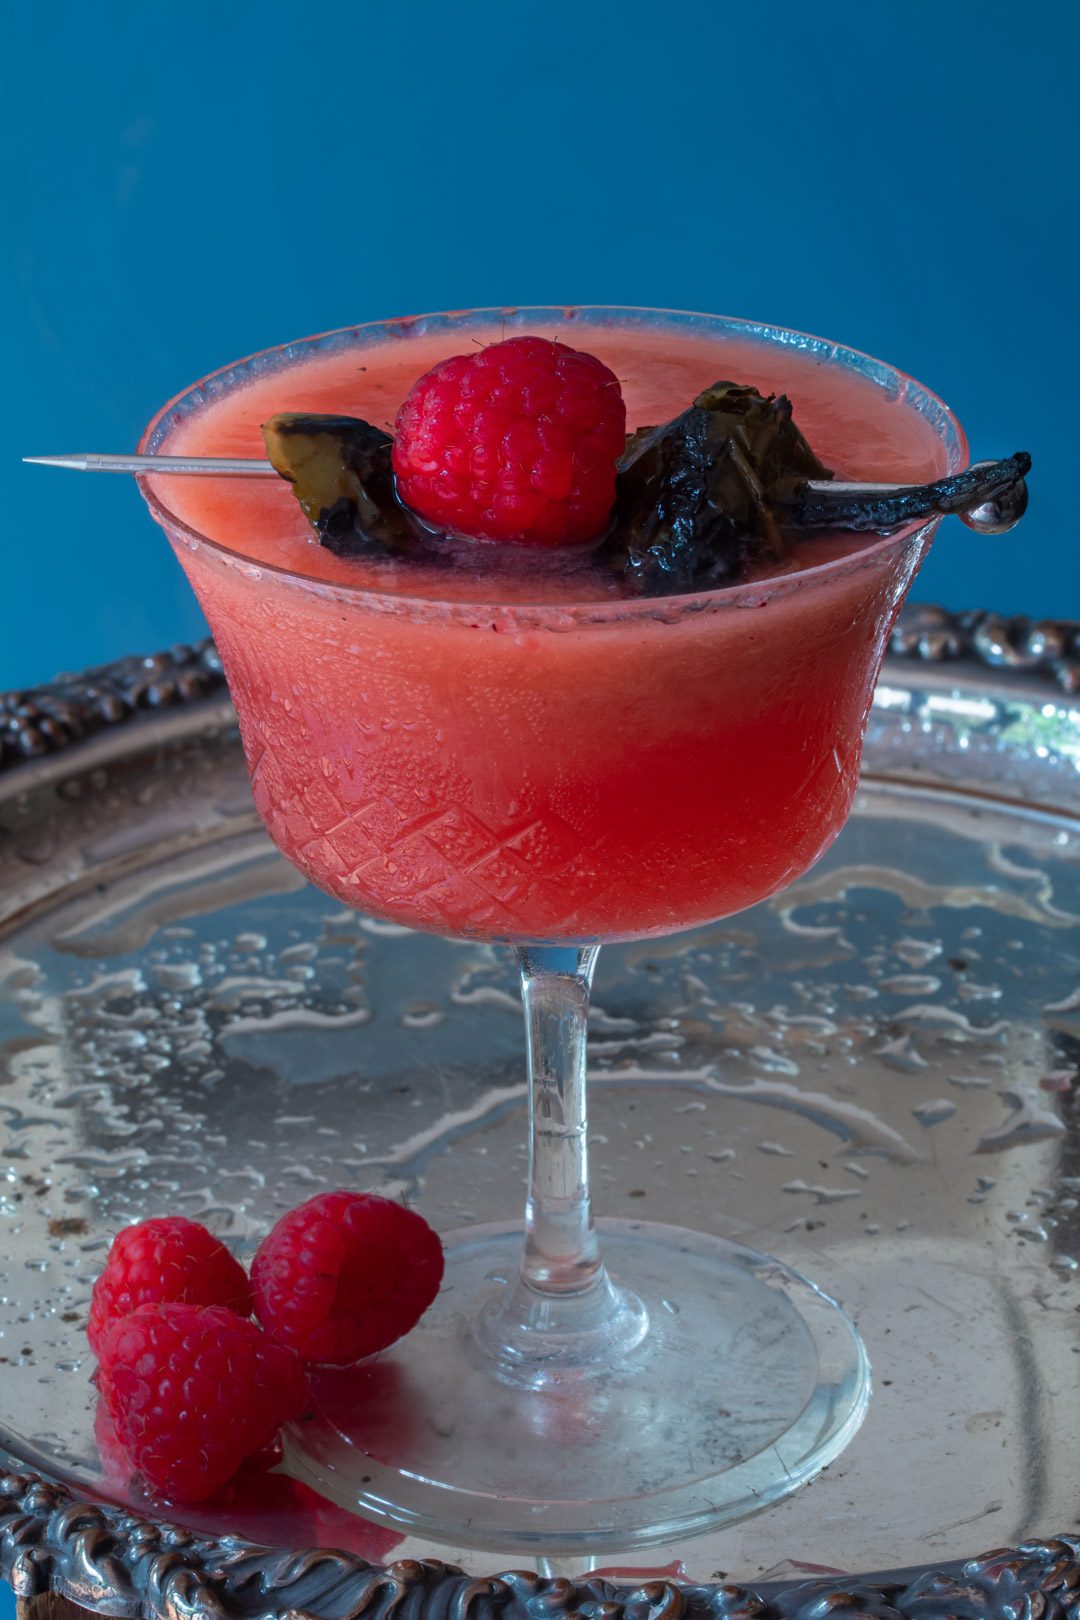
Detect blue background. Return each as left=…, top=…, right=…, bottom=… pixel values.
left=0, top=1, right=1076, bottom=1607
left=3, top=0, right=1078, bottom=695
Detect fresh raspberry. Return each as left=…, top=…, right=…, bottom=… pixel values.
left=392, top=334, right=626, bottom=546
left=97, top=1303, right=307, bottom=1503
left=87, top=1216, right=251, bottom=1355
left=251, top=1191, right=444, bottom=1366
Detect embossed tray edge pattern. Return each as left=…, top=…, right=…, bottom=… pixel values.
left=2, top=1470, right=1079, bottom=1620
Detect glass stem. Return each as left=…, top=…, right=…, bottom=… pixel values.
left=475, top=945, right=648, bottom=1374
left=517, top=944, right=603, bottom=1296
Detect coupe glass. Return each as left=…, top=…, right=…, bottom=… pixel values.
left=137, top=308, right=964, bottom=1554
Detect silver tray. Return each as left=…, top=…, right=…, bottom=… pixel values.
left=1, top=602, right=1079, bottom=1620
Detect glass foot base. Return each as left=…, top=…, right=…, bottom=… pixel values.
left=283, top=1219, right=871, bottom=1555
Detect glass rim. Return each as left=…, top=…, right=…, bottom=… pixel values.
left=137, top=305, right=969, bottom=621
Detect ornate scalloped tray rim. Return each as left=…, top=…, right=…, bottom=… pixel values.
left=1, top=606, right=1079, bottom=781
left=2, top=1470, right=1079, bottom=1620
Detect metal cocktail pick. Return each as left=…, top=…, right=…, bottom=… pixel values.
left=21, top=450, right=1031, bottom=535
left=23, top=454, right=276, bottom=478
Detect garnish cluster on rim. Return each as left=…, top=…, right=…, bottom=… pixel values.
left=261, top=332, right=1030, bottom=595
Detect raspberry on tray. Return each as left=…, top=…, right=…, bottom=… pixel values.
left=97, top=1303, right=307, bottom=1504
left=251, top=1190, right=445, bottom=1366
left=87, top=1216, right=252, bottom=1355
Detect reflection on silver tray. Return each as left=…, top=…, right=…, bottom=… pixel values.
left=1, top=601, right=1079, bottom=1618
